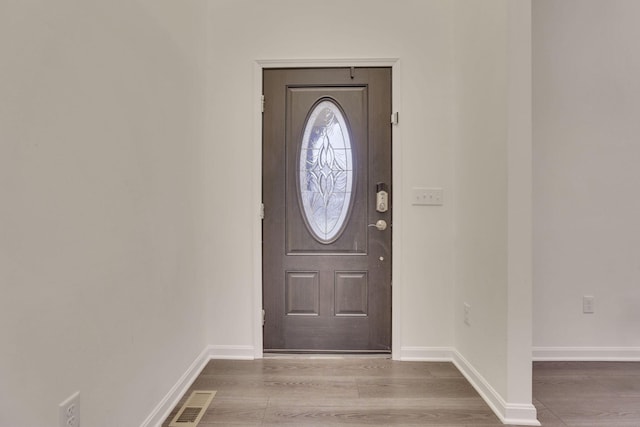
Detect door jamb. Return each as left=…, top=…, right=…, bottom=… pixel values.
left=252, top=58, right=403, bottom=359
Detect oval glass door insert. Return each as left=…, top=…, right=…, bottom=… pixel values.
left=298, top=99, right=354, bottom=244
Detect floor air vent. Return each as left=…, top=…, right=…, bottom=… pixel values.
left=169, top=390, right=216, bottom=427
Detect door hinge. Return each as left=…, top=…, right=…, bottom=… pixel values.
left=260, top=203, right=265, bottom=219
left=391, top=112, right=399, bottom=125
left=261, top=95, right=265, bottom=113
left=262, top=309, right=266, bottom=326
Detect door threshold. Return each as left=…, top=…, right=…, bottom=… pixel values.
left=263, top=351, right=391, bottom=359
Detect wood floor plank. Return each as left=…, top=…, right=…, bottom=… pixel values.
left=533, top=375, right=612, bottom=402
left=197, top=397, right=268, bottom=425
left=541, top=397, right=640, bottom=425
left=593, top=375, right=640, bottom=397
left=262, top=404, right=501, bottom=425
left=190, top=373, right=360, bottom=399
left=423, top=362, right=466, bottom=378
left=356, top=377, right=479, bottom=399
left=200, top=359, right=269, bottom=376
left=533, top=361, right=640, bottom=377
left=266, top=396, right=492, bottom=410
left=201, top=358, right=464, bottom=380
left=263, top=422, right=503, bottom=427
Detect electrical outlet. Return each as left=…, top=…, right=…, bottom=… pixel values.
left=59, top=392, right=80, bottom=427
left=464, top=303, right=471, bottom=326
left=583, top=295, right=595, bottom=314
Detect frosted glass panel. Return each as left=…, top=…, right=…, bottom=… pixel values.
left=299, top=100, right=354, bottom=243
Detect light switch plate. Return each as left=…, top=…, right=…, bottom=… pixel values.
left=412, top=187, right=444, bottom=206
left=59, top=391, right=80, bottom=427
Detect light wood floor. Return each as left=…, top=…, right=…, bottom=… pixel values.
left=533, top=361, right=640, bottom=426
left=162, top=358, right=640, bottom=426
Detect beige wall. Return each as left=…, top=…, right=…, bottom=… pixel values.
left=0, top=1, right=208, bottom=426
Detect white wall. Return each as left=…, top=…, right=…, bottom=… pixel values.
left=205, top=0, right=457, bottom=356
left=533, top=0, right=640, bottom=358
left=453, top=0, right=509, bottom=397
left=0, top=1, right=208, bottom=426
left=453, top=0, right=534, bottom=422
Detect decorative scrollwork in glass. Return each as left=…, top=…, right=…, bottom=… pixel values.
left=298, top=100, right=354, bottom=243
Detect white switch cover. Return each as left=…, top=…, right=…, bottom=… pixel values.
left=583, top=295, right=595, bottom=314
left=463, top=303, right=471, bottom=326
left=412, top=187, right=443, bottom=206
left=59, top=391, right=80, bottom=427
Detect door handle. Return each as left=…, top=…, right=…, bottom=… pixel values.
left=368, top=219, right=387, bottom=231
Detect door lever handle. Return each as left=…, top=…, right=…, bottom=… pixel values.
left=368, top=219, right=387, bottom=231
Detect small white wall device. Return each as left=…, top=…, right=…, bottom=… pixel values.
left=376, top=183, right=389, bottom=213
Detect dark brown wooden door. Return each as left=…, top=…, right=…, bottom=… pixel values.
left=263, top=68, right=391, bottom=352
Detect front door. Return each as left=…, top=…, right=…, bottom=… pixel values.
left=262, top=67, right=391, bottom=352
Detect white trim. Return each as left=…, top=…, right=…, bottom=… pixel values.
left=140, top=346, right=211, bottom=427
left=398, top=346, right=455, bottom=361
left=208, top=345, right=256, bottom=360
left=533, top=347, right=640, bottom=361
left=503, top=404, right=541, bottom=426
left=252, top=58, right=402, bottom=358
left=252, top=61, right=264, bottom=360
left=452, top=350, right=540, bottom=426
left=257, top=58, right=400, bottom=68
left=390, top=59, right=403, bottom=362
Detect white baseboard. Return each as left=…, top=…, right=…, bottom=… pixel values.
left=140, top=346, right=212, bottom=427
left=208, top=344, right=256, bottom=360
left=452, top=351, right=540, bottom=426
left=398, top=346, right=455, bottom=361
left=533, top=346, right=640, bottom=361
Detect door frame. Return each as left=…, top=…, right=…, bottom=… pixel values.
left=252, top=58, right=403, bottom=359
